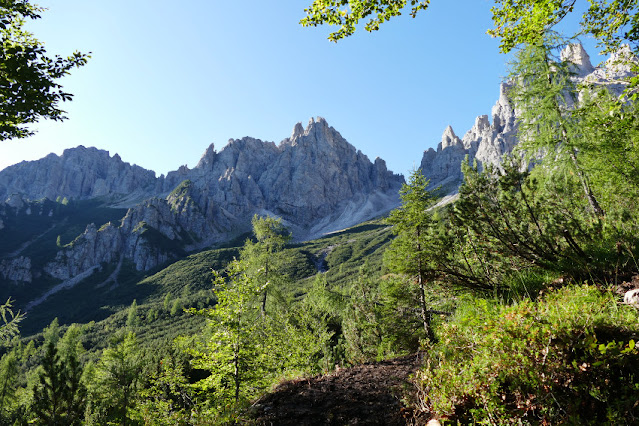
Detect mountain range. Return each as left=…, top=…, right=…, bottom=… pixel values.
left=0, top=43, right=631, bottom=312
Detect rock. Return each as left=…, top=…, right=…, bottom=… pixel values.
left=0, top=256, right=32, bottom=283
left=20, top=117, right=403, bottom=280
left=420, top=45, right=635, bottom=195
left=561, top=43, right=595, bottom=77
left=624, top=289, right=639, bottom=305
left=0, top=146, right=158, bottom=205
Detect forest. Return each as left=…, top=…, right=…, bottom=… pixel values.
left=2, top=0, right=639, bottom=424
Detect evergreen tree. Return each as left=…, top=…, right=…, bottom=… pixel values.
left=0, top=352, right=18, bottom=418
left=241, top=214, right=291, bottom=314
left=126, top=299, right=140, bottom=328
left=0, top=298, right=23, bottom=344
left=384, top=169, right=439, bottom=342
left=90, top=332, right=141, bottom=425
left=32, top=340, right=86, bottom=425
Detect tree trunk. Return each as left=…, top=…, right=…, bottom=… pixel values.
left=416, top=233, right=435, bottom=342
left=234, top=347, right=240, bottom=402
left=568, top=148, right=604, bottom=216
left=261, top=261, right=269, bottom=315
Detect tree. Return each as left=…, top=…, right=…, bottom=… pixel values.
left=301, top=0, right=430, bottom=41
left=90, top=332, right=141, bottom=425
left=489, top=0, right=639, bottom=55
left=126, top=299, right=140, bottom=328
left=384, top=169, right=438, bottom=342
left=0, top=352, right=18, bottom=417
left=241, top=214, right=291, bottom=315
left=302, top=0, right=638, bottom=56
left=0, top=298, right=22, bottom=344
left=188, top=263, right=266, bottom=407
left=509, top=37, right=604, bottom=216
left=0, top=1, right=89, bottom=140
left=32, top=340, right=86, bottom=425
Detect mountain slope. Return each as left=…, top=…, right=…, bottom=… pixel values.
left=0, top=118, right=401, bottom=314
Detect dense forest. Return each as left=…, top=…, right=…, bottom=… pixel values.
left=2, top=0, right=639, bottom=424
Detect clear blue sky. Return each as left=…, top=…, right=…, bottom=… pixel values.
left=0, top=0, right=601, bottom=177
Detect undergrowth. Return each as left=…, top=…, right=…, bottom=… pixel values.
left=418, top=285, right=639, bottom=424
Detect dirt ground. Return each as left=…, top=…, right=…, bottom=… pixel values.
left=248, top=353, right=427, bottom=425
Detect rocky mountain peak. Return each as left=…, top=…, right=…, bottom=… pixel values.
left=195, top=143, right=217, bottom=169
left=439, top=126, right=462, bottom=150
left=420, top=45, right=633, bottom=196
left=291, top=122, right=305, bottom=139
left=561, top=43, right=595, bottom=77
left=0, top=117, right=404, bottom=296
left=0, top=146, right=159, bottom=204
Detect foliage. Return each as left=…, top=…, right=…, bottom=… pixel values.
left=241, top=214, right=291, bottom=314
left=0, top=0, right=89, bottom=140
left=0, top=297, right=22, bottom=344
left=130, top=351, right=194, bottom=426
left=32, top=340, right=86, bottom=425
left=384, top=169, right=440, bottom=341
left=418, top=285, right=639, bottom=424
left=300, top=0, right=430, bottom=41
left=509, top=37, right=604, bottom=216
left=86, top=331, right=142, bottom=425
left=489, top=0, right=639, bottom=54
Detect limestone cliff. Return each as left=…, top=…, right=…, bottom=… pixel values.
left=420, top=44, right=635, bottom=194
left=0, top=118, right=403, bottom=292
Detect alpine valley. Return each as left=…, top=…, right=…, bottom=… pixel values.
left=0, top=43, right=630, bottom=333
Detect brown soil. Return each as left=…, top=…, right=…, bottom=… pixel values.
left=248, top=353, right=427, bottom=425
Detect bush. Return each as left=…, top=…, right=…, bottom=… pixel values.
left=418, top=285, right=639, bottom=424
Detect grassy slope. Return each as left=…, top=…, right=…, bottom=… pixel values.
left=16, top=218, right=394, bottom=354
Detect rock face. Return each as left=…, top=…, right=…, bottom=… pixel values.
left=0, top=118, right=403, bottom=292
left=0, top=256, right=32, bottom=283
left=420, top=44, right=635, bottom=193
left=166, top=117, right=403, bottom=237
left=0, top=146, right=159, bottom=204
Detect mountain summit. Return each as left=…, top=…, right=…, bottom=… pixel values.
left=0, top=118, right=403, bottom=308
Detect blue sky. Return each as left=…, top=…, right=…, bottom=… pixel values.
left=0, top=0, right=600, bottom=177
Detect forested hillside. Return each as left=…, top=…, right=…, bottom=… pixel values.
left=1, top=0, right=639, bottom=425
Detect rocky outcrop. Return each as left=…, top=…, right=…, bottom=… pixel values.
left=420, top=44, right=635, bottom=194
left=26, top=117, right=402, bottom=281
left=0, top=256, right=32, bottom=283
left=44, top=188, right=221, bottom=278
left=161, top=117, right=403, bottom=237
left=0, top=146, right=159, bottom=204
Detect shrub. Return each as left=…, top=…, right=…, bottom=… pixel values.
left=418, top=285, right=639, bottom=424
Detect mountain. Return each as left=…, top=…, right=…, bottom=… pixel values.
left=420, top=44, right=636, bottom=195
left=0, top=117, right=403, bottom=309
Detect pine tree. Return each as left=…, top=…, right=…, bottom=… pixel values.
left=32, top=340, right=86, bottom=425
left=126, top=299, right=140, bottom=328
left=0, top=352, right=18, bottom=417
left=90, top=332, right=141, bottom=425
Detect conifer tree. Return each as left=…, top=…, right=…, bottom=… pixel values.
left=0, top=352, right=18, bottom=417
left=90, top=332, right=141, bottom=425
left=189, top=263, right=265, bottom=405
left=510, top=37, right=604, bottom=216
left=32, top=340, right=86, bottom=425
left=126, top=299, right=140, bottom=328
left=241, top=215, right=291, bottom=315
left=384, top=169, right=438, bottom=342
